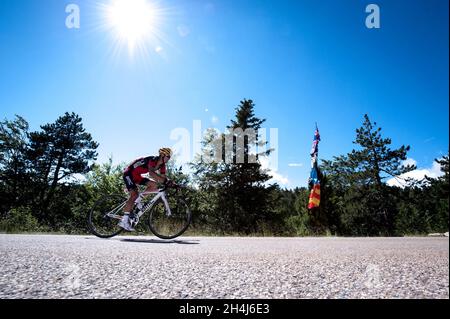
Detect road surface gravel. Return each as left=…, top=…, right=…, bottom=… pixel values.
left=0, top=234, right=448, bottom=299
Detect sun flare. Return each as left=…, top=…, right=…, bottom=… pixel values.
left=103, top=0, right=165, bottom=57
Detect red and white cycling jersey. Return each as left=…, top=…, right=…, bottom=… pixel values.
left=123, top=156, right=166, bottom=185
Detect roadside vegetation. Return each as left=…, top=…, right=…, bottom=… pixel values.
left=1, top=101, right=448, bottom=236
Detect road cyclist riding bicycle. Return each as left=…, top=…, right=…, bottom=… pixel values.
left=87, top=147, right=192, bottom=240
left=119, top=147, right=174, bottom=231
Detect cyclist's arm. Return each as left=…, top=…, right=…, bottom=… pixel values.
left=148, top=167, right=167, bottom=183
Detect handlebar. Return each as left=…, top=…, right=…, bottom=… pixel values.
left=160, top=180, right=186, bottom=192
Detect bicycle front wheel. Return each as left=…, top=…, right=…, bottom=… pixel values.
left=88, top=194, right=126, bottom=238
left=147, top=197, right=192, bottom=240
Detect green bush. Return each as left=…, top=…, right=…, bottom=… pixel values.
left=285, top=213, right=312, bottom=236
left=0, top=207, right=46, bottom=233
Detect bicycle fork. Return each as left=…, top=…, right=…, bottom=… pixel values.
left=160, top=192, right=173, bottom=217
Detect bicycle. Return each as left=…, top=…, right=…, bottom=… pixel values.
left=87, top=181, right=192, bottom=240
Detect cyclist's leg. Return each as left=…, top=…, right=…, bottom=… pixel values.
left=119, top=173, right=139, bottom=231
left=123, top=173, right=139, bottom=213
left=143, top=179, right=159, bottom=193
left=124, top=190, right=139, bottom=212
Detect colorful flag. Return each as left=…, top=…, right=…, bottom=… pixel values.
left=308, top=183, right=321, bottom=209
left=308, top=124, right=321, bottom=210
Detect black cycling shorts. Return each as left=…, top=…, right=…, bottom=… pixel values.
left=123, top=171, right=150, bottom=191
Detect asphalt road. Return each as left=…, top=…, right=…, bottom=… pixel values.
left=0, top=234, right=448, bottom=299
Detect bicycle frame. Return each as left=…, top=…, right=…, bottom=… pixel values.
left=136, top=190, right=173, bottom=218
left=105, top=189, right=172, bottom=221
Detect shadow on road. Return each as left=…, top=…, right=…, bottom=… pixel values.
left=120, top=238, right=200, bottom=245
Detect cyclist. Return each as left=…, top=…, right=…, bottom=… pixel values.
left=118, top=147, right=173, bottom=231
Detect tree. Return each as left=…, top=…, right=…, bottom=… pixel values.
left=423, top=154, right=449, bottom=232
left=322, top=114, right=415, bottom=235
left=85, top=157, right=125, bottom=196
left=27, top=112, right=99, bottom=219
left=0, top=115, right=30, bottom=213
left=394, top=154, right=449, bottom=235
left=191, top=99, right=276, bottom=233
left=190, top=128, right=228, bottom=232
left=224, top=99, right=275, bottom=233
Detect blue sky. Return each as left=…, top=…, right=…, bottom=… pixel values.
left=0, top=0, right=448, bottom=188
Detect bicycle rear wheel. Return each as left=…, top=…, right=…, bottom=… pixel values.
left=88, top=194, right=126, bottom=238
left=147, top=197, right=191, bottom=240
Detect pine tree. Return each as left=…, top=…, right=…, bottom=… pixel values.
left=322, top=114, right=415, bottom=235
left=224, top=99, right=274, bottom=233
left=191, top=99, right=276, bottom=233
left=27, top=112, right=99, bottom=219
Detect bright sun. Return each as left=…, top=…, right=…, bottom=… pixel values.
left=105, top=0, right=162, bottom=56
